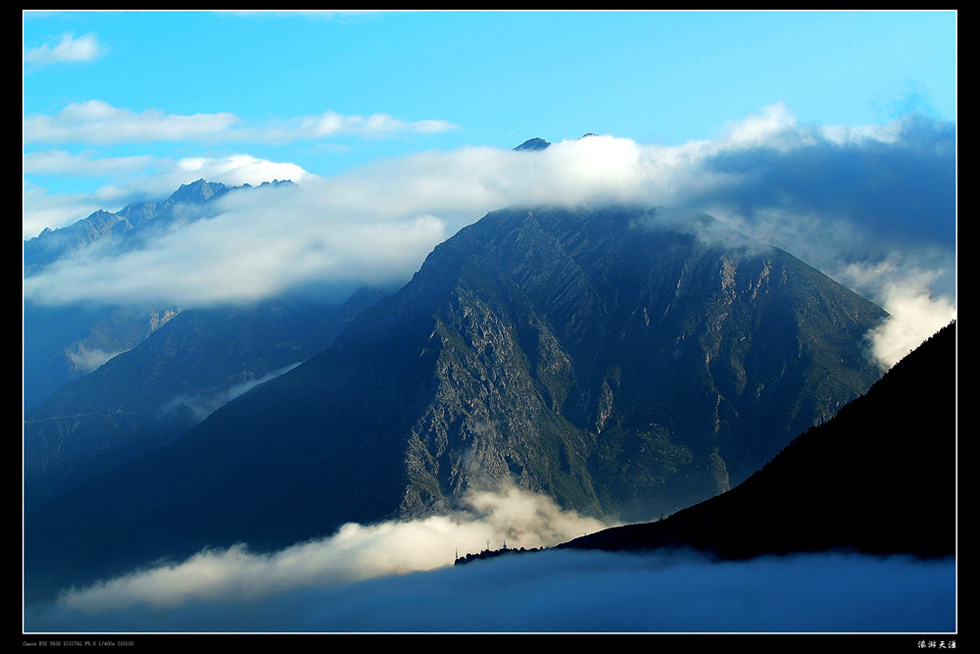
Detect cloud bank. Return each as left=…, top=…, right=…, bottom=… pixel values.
left=24, top=483, right=955, bottom=633
left=37, top=485, right=608, bottom=617
left=27, top=546, right=955, bottom=633
left=23, top=105, right=956, bottom=367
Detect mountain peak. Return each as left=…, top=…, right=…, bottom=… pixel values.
left=514, top=137, right=551, bottom=151
left=167, top=179, right=228, bottom=205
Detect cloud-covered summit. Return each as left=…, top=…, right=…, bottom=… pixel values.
left=23, top=106, right=956, bottom=367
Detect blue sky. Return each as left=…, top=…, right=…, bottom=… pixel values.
left=24, top=10, right=956, bottom=206
left=23, top=9, right=957, bottom=363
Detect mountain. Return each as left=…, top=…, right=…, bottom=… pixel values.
left=23, top=286, right=387, bottom=513
left=24, top=203, right=888, bottom=602
left=24, top=179, right=245, bottom=272
left=23, top=179, right=293, bottom=410
left=514, top=137, right=551, bottom=151
left=559, top=321, right=956, bottom=560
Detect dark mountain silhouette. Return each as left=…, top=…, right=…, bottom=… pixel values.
left=24, top=203, right=889, bottom=603
left=559, top=321, right=956, bottom=560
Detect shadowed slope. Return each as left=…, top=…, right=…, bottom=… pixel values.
left=561, top=321, right=956, bottom=559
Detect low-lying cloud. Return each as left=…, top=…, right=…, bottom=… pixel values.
left=41, top=485, right=608, bottom=617
left=27, top=545, right=955, bottom=633
left=23, top=105, right=956, bottom=368
left=25, top=482, right=956, bottom=634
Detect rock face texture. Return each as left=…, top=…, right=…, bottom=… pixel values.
left=25, top=204, right=888, bottom=601
left=560, top=321, right=956, bottom=561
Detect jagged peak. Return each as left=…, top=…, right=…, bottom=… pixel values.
left=167, top=179, right=228, bottom=205
left=514, top=137, right=551, bottom=151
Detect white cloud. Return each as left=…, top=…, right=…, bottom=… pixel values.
left=175, top=153, right=313, bottom=186
left=24, top=150, right=157, bottom=177
left=837, top=261, right=957, bottom=368
left=23, top=182, right=448, bottom=307
left=24, top=100, right=459, bottom=146
left=53, top=484, right=609, bottom=614
left=25, top=101, right=242, bottom=145
left=24, top=32, right=105, bottom=66
left=266, top=110, right=460, bottom=142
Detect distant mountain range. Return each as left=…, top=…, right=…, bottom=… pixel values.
left=25, top=199, right=890, bottom=602
left=23, top=179, right=295, bottom=411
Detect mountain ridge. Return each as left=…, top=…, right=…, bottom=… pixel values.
left=24, top=202, right=889, bottom=603
left=23, top=178, right=296, bottom=411
left=23, top=285, right=388, bottom=513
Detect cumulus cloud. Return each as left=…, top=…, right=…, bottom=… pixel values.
left=24, top=32, right=105, bottom=66
left=23, top=105, right=956, bottom=361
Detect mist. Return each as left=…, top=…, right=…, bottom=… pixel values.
left=26, top=546, right=955, bottom=633
left=158, top=362, right=304, bottom=423
left=23, top=481, right=955, bottom=634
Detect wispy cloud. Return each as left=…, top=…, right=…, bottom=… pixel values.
left=24, top=150, right=157, bottom=177
left=261, top=110, right=460, bottom=142
left=159, top=362, right=304, bottom=422
left=24, top=100, right=460, bottom=146
left=24, top=32, right=105, bottom=67
left=25, top=101, right=242, bottom=145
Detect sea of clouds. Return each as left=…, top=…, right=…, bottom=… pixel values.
left=24, top=484, right=955, bottom=633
